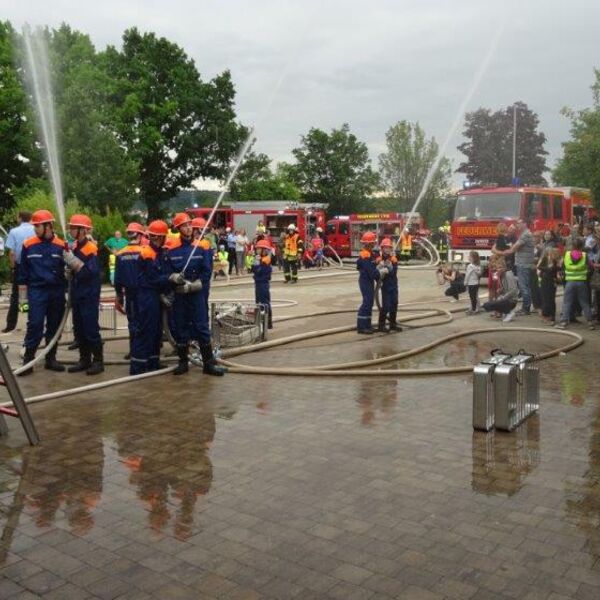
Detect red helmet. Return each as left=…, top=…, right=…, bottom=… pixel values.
left=172, top=213, right=191, bottom=229
left=126, top=222, right=145, bottom=235
left=191, top=217, right=207, bottom=229
left=360, top=231, right=377, bottom=244
left=68, top=214, right=92, bottom=229
left=31, top=209, right=55, bottom=225
left=147, top=220, right=169, bottom=236
left=255, top=239, right=271, bottom=250
left=380, top=238, right=393, bottom=248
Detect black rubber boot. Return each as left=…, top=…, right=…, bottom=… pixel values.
left=68, top=344, right=92, bottom=373
left=200, top=342, right=227, bottom=376
left=19, top=347, right=36, bottom=377
left=173, top=346, right=189, bottom=376
left=45, top=347, right=66, bottom=372
left=378, top=315, right=389, bottom=333
left=86, top=343, right=105, bottom=376
left=388, top=311, right=402, bottom=332
left=67, top=340, right=79, bottom=351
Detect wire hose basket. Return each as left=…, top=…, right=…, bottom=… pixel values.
left=210, top=302, right=268, bottom=349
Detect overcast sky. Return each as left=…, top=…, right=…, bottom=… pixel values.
left=5, top=0, right=600, bottom=189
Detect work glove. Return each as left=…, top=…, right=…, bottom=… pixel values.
left=18, top=285, right=28, bottom=313
left=253, top=256, right=261, bottom=267
left=175, top=280, right=203, bottom=294
left=377, top=264, right=389, bottom=278
left=159, top=292, right=175, bottom=308
left=169, top=272, right=185, bottom=286
left=64, top=250, right=84, bottom=272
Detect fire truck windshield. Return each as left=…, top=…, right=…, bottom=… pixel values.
left=454, top=192, right=521, bottom=221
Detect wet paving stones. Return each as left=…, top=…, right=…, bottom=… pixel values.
left=1, top=271, right=600, bottom=598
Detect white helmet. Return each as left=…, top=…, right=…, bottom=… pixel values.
left=287, top=223, right=296, bottom=231
left=316, top=227, right=323, bottom=233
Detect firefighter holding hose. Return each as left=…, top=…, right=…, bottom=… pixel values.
left=64, top=214, right=104, bottom=375
left=18, top=209, right=68, bottom=375
left=283, top=223, right=303, bottom=284
left=377, top=238, right=402, bottom=333
left=356, top=231, right=381, bottom=334
left=167, top=213, right=225, bottom=377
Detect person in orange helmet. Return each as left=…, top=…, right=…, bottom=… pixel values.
left=356, top=230, right=381, bottom=334
left=65, top=214, right=104, bottom=375
left=377, top=238, right=401, bottom=332
left=17, top=209, right=69, bottom=375
left=130, top=220, right=172, bottom=375
left=252, top=239, right=273, bottom=329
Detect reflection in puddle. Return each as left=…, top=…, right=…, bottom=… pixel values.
left=356, top=380, right=397, bottom=426
left=472, top=416, right=540, bottom=496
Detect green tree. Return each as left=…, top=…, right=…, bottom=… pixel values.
left=554, top=69, right=600, bottom=209
left=102, top=28, right=245, bottom=218
left=457, top=101, right=548, bottom=186
left=290, top=124, right=379, bottom=215
left=49, top=25, right=139, bottom=214
left=0, top=21, right=41, bottom=214
left=230, top=151, right=300, bottom=201
left=379, top=120, right=451, bottom=227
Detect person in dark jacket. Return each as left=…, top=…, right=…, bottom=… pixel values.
left=377, top=238, right=401, bottom=332
left=252, top=239, right=273, bottom=329
left=64, top=214, right=103, bottom=375
left=356, top=231, right=380, bottom=334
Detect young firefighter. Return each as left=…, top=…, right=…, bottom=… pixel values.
left=252, top=239, right=273, bottom=329
left=65, top=214, right=104, bottom=375
left=18, top=209, right=68, bottom=375
left=167, top=213, right=226, bottom=376
left=377, top=238, right=402, bottom=332
left=130, top=220, right=171, bottom=375
left=191, top=216, right=216, bottom=343
left=114, top=222, right=145, bottom=360
left=356, top=231, right=381, bottom=334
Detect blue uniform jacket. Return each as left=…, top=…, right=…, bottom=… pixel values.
left=356, top=250, right=380, bottom=285
left=18, top=235, right=68, bottom=288
left=71, top=238, right=101, bottom=300
left=380, top=257, right=398, bottom=292
left=167, top=238, right=209, bottom=282
left=137, top=244, right=171, bottom=292
left=115, top=244, right=143, bottom=293
left=252, top=256, right=272, bottom=284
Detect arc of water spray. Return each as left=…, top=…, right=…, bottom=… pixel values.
left=21, top=25, right=67, bottom=234
left=398, top=23, right=505, bottom=247
left=186, top=10, right=317, bottom=271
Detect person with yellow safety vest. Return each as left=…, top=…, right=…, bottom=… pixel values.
left=555, top=238, right=594, bottom=330
left=399, top=228, right=413, bottom=264
left=283, top=223, right=303, bottom=283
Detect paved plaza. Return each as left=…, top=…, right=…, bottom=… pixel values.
left=1, top=269, right=600, bottom=599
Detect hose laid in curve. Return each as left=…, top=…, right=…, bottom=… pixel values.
left=219, top=327, right=583, bottom=377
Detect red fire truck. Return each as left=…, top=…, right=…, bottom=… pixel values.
left=186, top=201, right=327, bottom=241
left=448, top=185, right=596, bottom=264
left=325, top=212, right=428, bottom=258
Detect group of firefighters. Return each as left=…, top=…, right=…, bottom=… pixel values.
left=16, top=207, right=404, bottom=378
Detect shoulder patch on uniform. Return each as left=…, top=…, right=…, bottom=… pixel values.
left=23, top=236, right=41, bottom=248
left=198, top=239, right=211, bottom=250
left=390, top=256, right=398, bottom=264
left=79, top=241, right=98, bottom=256
left=359, top=250, right=371, bottom=259
left=261, top=256, right=272, bottom=265
left=51, top=236, right=67, bottom=249
left=140, top=246, right=157, bottom=260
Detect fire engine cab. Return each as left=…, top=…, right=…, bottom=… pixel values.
left=449, top=185, right=596, bottom=264
left=186, top=201, right=327, bottom=241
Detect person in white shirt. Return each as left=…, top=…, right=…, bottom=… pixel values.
left=464, top=251, right=482, bottom=315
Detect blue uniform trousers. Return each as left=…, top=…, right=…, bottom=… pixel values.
left=171, top=291, right=210, bottom=347
left=130, top=289, right=162, bottom=374
left=255, top=282, right=272, bottom=327
left=24, top=286, right=66, bottom=351
left=72, top=292, right=101, bottom=346
left=380, top=282, right=398, bottom=323
left=357, top=280, right=375, bottom=331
